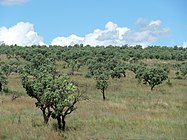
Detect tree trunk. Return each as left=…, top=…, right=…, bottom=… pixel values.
left=0, top=82, right=2, bottom=92
left=57, top=116, right=62, bottom=130
left=42, top=108, right=51, bottom=124
left=71, top=65, right=75, bottom=75
left=151, top=85, right=154, bottom=90
left=62, top=116, right=66, bottom=131
left=42, top=109, right=48, bottom=124
left=102, top=88, right=106, bottom=100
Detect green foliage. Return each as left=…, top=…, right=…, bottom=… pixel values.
left=0, top=70, right=7, bottom=92
left=21, top=72, right=80, bottom=130
left=135, top=66, right=168, bottom=90
left=1, top=44, right=187, bottom=62
left=95, top=71, right=109, bottom=90
left=109, top=60, right=127, bottom=79
left=20, top=52, right=82, bottom=130
left=0, top=61, right=15, bottom=92
left=180, top=62, right=187, bottom=76
left=94, top=69, right=110, bottom=100
left=0, top=44, right=187, bottom=138
left=129, top=62, right=147, bottom=74
left=0, top=63, right=12, bottom=76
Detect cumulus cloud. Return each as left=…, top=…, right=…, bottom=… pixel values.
left=0, top=19, right=171, bottom=47
left=0, top=0, right=28, bottom=5
left=83, top=21, right=130, bottom=46
left=182, top=42, right=187, bottom=48
left=51, top=19, right=170, bottom=47
left=124, top=19, right=170, bottom=46
left=0, top=22, right=45, bottom=46
left=51, top=34, right=84, bottom=46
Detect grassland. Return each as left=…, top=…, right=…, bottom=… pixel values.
left=0, top=60, right=187, bottom=140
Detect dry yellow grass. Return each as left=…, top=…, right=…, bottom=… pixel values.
left=0, top=60, right=187, bottom=140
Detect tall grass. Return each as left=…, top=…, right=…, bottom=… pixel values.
left=0, top=60, right=186, bottom=140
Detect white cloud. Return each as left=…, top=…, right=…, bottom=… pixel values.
left=0, top=19, right=170, bottom=47
left=51, top=19, right=170, bottom=47
left=83, top=22, right=129, bottom=46
left=123, top=19, right=170, bottom=46
left=182, top=42, right=187, bottom=48
left=51, top=34, right=84, bottom=46
left=0, top=0, right=28, bottom=5
left=149, top=20, right=161, bottom=26
left=0, top=22, right=45, bottom=46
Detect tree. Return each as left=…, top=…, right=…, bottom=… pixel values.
left=19, top=52, right=55, bottom=124
left=20, top=52, right=82, bottom=131
left=21, top=73, right=52, bottom=124
left=180, top=62, right=187, bottom=76
left=45, top=75, right=81, bottom=131
left=0, top=63, right=12, bottom=76
left=95, top=70, right=109, bottom=100
left=0, top=62, right=13, bottom=92
left=135, top=66, right=168, bottom=90
left=21, top=73, right=82, bottom=131
left=68, top=60, right=82, bottom=75
left=173, top=64, right=180, bottom=77
left=110, top=64, right=127, bottom=79
left=0, top=70, right=6, bottom=92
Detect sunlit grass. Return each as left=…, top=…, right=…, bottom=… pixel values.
left=0, top=60, right=187, bottom=140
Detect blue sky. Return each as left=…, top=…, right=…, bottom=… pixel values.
left=0, top=0, right=187, bottom=47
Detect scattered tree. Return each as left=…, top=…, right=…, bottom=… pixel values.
left=135, top=66, right=168, bottom=90
left=0, top=62, right=13, bottom=92
left=180, top=62, right=187, bottom=76
left=21, top=72, right=82, bottom=131
left=94, top=70, right=109, bottom=100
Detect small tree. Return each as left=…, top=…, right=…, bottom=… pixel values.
left=180, top=62, right=187, bottom=76
left=0, top=71, right=7, bottom=92
left=1, top=63, right=12, bottom=76
left=95, top=70, right=109, bottom=100
left=21, top=73, right=52, bottom=124
left=0, top=62, right=12, bottom=92
left=110, top=64, right=127, bottom=79
left=135, top=66, right=168, bottom=90
left=20, top=53, right=83, bottom=131
left=45, top=75, right=81, bottom=131
left=173, top=64, right=180, bottom=77
left=22, top=73, right=82, bottom=131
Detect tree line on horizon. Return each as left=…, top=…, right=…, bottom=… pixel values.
left=0, top=44, right=187, bottom=61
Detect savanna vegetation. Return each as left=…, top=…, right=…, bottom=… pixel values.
left=0, top=44, right=187, bottom=140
